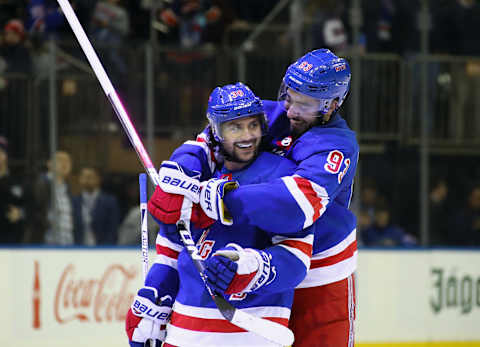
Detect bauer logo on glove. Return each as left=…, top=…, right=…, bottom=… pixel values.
left=160, top=175, right=201, bottom=195
left=200, top=178, right=239, bottom=225
left=202, top=179, right=214, bottom=212
left=158, top=160, right=202, bottom=204
left=204, top=243, right=276, bottom=295
left=132, top=299, right=171, bottom=320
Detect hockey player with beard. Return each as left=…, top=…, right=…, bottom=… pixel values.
left=125, top=82, right=314, bottom=347
left=147, top=49, right=359, bottom=346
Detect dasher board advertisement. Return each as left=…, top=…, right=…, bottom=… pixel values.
left=0, top=249, right=146, bottom=347
left=1, top=248, right=479, bottom=347
left=356, top=249, right=480, bottom=346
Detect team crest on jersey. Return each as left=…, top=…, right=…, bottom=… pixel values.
left=197, top=229, right=215, bottom=260
left=229, top=293, right=247, bottom=301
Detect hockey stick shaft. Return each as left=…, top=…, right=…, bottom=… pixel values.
left=56, top=0, right=160, bottom=186
left=139, top=173, right=157, bottom=347
left=139, top=173, right=149, bottom=281
left=57, top=1, right=293, bottom=344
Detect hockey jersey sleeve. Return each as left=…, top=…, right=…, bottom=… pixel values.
left=168, top=133, right=216, bottom=181
left=255, top=226, right=314, bottom=294
left=224, top=138, right=358, bottom=233
left=144, top=223, right=183, bottom=300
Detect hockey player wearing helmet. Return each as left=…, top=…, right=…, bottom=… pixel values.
left=147, top=49, right=359, bottom=347
left=128, top=83, right=314, bottom=347
left=206, top=82, right=267, bottom=168
left=279, top=49, right=351, bottom=138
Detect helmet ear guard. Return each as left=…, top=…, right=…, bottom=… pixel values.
left=279, top=49, right=351, bottom=116
left=207, top=82, right=267, bottom=142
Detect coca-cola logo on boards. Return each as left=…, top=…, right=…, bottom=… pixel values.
left=55, top=263, right=137, bottom=324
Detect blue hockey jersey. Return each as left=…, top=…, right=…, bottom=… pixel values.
left=151, top=152, right=314, bottom=346
left=167, top=100, right=359, bottom=288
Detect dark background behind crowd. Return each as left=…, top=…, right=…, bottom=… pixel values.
left=1, top=0, right=480, bottom=248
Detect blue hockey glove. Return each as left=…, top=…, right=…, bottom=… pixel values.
left=125, top=287, right=173, bottom=346
left=204, top=243, right=274, bottom=295
left=199, top=178, right=239, bottom=225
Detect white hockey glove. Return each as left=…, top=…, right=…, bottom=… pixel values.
left=158, top=160, right=201, bottom=204
left=125, top=286, right=172, bottom=346
left=199, top=178, right=239, bottom=226
left=204, top=243, right=275, bottom=294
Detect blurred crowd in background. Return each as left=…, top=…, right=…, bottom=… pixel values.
left=1, top=0, right=480, bottom=248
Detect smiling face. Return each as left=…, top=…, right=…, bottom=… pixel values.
left=221, top=115, right=262, bottom=170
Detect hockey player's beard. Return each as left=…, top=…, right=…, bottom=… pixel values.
left=225, top=141, right=260, bottom=165
left=289, top=112, right=329, bottom=139
left=222, top=137, right=263, bottom=167
left=289, top=117, right=314, bottom=139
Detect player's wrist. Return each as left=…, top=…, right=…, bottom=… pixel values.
left=200, top=178, right=239, bottom=226
left=244, top=249, right=273, bottom=292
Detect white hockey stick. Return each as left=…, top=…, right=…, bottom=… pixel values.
left=139, top=174, right=158, bottom=347
left=139, top=173, right=149, bottom=281
left=56, top=1, right=294, bottom=345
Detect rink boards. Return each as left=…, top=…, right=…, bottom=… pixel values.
left=0, top=247, right=479, bottom=347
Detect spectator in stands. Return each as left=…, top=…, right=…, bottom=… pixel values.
left=90, top=0, right=129, bottom=87
left=158, top=0, right=222, bottom=48
left=201, top=0, right=234, bottom=45
left=28, top=151, right=75, bottom=245
left=0, top=19, right=32, bottom=83
left=362, top=202, right=417, bottom=247
left=157, top=1, right=226, bottom=131
left=26, top=0, right=66, bottom=41
left=432, top=0, right=480, bottom=140
left=356, top=208, right=372, bottom=247
left=72, top=166, right=120, bottom=245
left=429, top=177, right=450, bottom=245
left=117, top=177, right=156, bottom=246
left=360, top=0, right=420, bottom=55
left=0, top=19, right=32, bottom=159
left=90, top=0, right=130, bottom=42
left=308, top=0, right=349, bottom=54
left=447, top=183, right=480, bottom=246
left=359, top=177, right=384, bottom=220
left=0, top=136, right=26, bottom=244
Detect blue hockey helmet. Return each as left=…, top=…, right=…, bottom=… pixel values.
left=279, top=49, right=351, bottom=115
left=207, top=82, right=267, bottom=142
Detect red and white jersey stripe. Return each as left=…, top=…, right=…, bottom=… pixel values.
left=271, top=233, right=313, bottom=269
left=165, top=302, right=290, bottom=347
left=186, top=135, right=217, bottom=173
left=154, top=234, right=183, bottom=270
left=297, top=229, right=357, bottom=288
left=281, top=175, right=329, bottom=229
